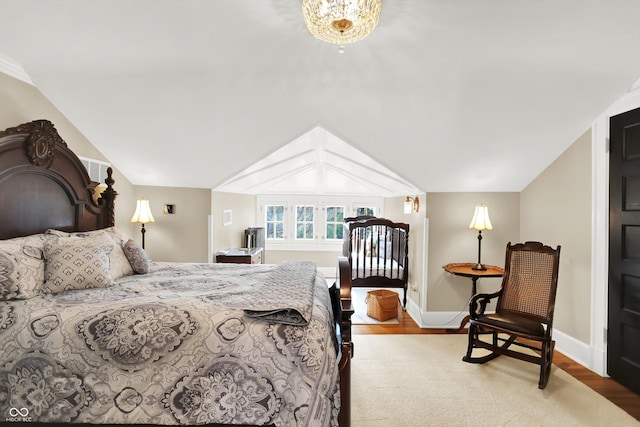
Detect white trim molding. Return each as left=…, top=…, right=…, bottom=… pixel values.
left=406, top=303, right=468, bottom=329
left=554, top=329, right=594, bottom=371
left=0, top=53, right=33, bottom=85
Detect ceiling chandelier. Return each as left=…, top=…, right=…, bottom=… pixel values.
left=302, top=0, right=382, bottom=52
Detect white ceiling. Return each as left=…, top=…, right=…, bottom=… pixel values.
left=1, top=0, right=640, bottom=194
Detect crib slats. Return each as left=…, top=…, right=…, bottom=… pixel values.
left=343, top=216, right=410, bottom=308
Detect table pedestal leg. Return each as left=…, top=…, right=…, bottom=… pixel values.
left=471, top=277, right=479, bottom=296
left=457, top=277, right=480, bottom=330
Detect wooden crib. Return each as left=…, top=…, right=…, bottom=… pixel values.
left=342, top=216, right=409, bottom=308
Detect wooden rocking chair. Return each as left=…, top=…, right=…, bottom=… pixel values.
left=463, top=241, right=561, bottom=389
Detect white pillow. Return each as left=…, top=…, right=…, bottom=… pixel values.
left=43, top=241, right=114, bottom=294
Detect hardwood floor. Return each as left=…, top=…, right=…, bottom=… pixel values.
left=353, top=310, right=640, bottom=422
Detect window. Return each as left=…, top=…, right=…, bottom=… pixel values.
left=265, top=205, right=286, bottom=240
left=79, top=156, right=111, bottom=183
left=355, top=206, right=376, bottom=217
left=296, top=205, right=315, bottom=240
left=325, top=206, right=344, bottom=240
left=257, top=195, right=382, bottom=251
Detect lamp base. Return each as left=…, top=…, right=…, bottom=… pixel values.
left=471, top=263, right=487, bottom=271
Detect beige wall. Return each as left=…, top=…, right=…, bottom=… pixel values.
left=133, top=186, right=211, bottom=263
left=520, top=130, right=592, bottom=343
left=425, top=192, right=520, bottom=311
left=211, top=191, right=257, bottom=259
left=0, top=72, right=136, bottom=233
left=383, top=195, right=426, bottom=306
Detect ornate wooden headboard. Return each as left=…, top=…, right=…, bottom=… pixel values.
left=0, top=120, right=117, bottom=240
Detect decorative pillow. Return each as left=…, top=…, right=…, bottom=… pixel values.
left=0, top=250, right=20, bottom=300
left=43, top=242, right=114, bottom=294
left=46, top=228, right=134, bottom=280
left=123, top=239, right=151, bottom=274
left=0, top=234, right=48, bottom=300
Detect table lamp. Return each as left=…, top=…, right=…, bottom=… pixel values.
left=469, top=204, right=492, bottom=270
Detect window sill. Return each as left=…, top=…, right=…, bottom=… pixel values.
left=265, top=243, right=343, bottom=252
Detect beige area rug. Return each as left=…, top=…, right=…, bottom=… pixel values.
left=351, top=287, right=401, bottom=325
left=351, top=334, right=639, bottom=427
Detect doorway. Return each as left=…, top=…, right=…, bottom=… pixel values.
left=608, top=106, right=640, bottom=394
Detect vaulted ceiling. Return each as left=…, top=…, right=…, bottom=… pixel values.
left=2, top=1, right=640, bottom=194
left=216, top=126, right=421, bottom=196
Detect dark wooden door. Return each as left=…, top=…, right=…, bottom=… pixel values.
left=609, top=106, right=640, bottom=394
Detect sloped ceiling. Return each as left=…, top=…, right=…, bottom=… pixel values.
left=1, top=1, right=640, bottom=193
left=216, top=126, right=421, bottom=196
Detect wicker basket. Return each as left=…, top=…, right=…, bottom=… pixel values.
left=365, top=289, right=400, bottom=321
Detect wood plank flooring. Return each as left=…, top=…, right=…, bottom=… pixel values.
left=353, top=310, right=640, bottom=422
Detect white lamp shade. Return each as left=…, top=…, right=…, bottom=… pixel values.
left=469, top=205, right=492, bottom=231
left=404, top=198, right=412, bottom=214
left=131, top=199, right=155, bottom=224
left=92, top=183, right=108, bottom=204
left=404, top=196, right=420, bottom=214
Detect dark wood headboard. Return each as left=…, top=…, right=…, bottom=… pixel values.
left=0, top=120, right=117, bottom=240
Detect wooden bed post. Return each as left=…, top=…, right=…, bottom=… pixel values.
left=98, top=166, right=117, bottom=228
left=337, top=256, right=354, bottom=427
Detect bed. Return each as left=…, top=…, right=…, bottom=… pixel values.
left=342, top=216, right=409, bottom=308
left=0, top=120, right=354, bottom=427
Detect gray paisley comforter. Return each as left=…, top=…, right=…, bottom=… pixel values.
left=0, top=261, right=340, bottom=426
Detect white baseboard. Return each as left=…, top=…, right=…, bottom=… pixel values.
left=553, top=329, right=603, bottom=375
left=406, top=301, right=467, bottom=329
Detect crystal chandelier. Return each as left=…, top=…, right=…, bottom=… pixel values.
left=302, top=0, right=382, bottom=50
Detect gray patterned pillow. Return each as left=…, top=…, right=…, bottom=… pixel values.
left=0, top=235, right=47, bottom=300
left=123, top=239, right=151, bottom=274
left=0, top=250, right=20, bottom=300
left=43, top=242, right=114, bottom=294
left=46, top=228, right=134, bottom=280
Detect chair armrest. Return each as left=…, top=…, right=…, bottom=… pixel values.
left=469, top=289, right=503, bottom=319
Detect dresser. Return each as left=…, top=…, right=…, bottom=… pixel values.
left=216, top=247, right=263, bottom=264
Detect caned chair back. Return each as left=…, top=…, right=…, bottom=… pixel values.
left=497, top=242, right=561, bottom=326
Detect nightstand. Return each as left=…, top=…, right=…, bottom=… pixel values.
left=216, top=247, right=263, bottom=264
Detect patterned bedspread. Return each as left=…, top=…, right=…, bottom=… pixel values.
left=0, top=261, right=340, bottom=426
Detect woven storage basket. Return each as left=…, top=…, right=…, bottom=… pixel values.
left=365, top=289, right=399, bottom=321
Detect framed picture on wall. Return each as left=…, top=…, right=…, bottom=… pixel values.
left=223, top=209, right=232, bottom=226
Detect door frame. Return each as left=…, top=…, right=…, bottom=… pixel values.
left=592, top=81, right=640, bottom=376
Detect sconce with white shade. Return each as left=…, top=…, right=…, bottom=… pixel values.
left=469, top=204, right=492, bottom=270
left=404, top=196, right=420, bottom=214
left=131, top=198, right=155, bottom=249
left=92, top=183, right=108, bottom=205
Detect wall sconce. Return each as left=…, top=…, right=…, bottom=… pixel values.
left=469, top=204, right=493, bottom=270
left=92, top=183, right=108, bottom=205
left=131, top=198, right=155, bottom=249
left=404, top=196, right=420, bottom=214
